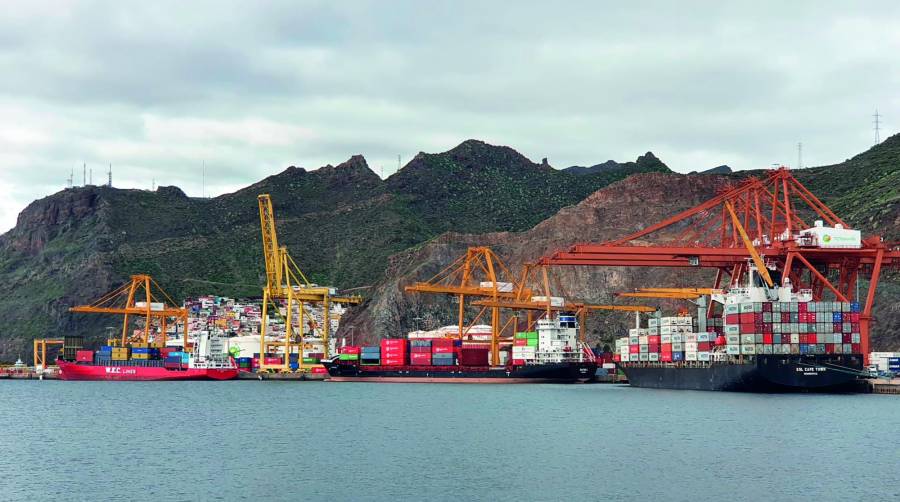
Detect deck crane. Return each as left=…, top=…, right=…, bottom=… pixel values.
left=541, top=167, right=900, bottom=365
left=257, top=194, right=361, bottom=372
left=69, top=274, right=188, bottom=348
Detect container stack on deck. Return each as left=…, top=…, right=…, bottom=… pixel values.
left=615, top=316, right=715, bottom=363
left=723, top=301, right=861, bottom=356
left=512, top=331, right=538, bottom=364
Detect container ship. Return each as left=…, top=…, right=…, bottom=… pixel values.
left=57, top=333, right=238, bottom=381
left=323, top=315, right=596, bottom=383
left=614, top=265, right=868, bottom=392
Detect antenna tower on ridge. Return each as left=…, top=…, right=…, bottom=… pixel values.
left=873, top=108, right=882, bottom=144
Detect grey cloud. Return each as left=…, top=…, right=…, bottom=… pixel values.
left=0, top=0, right=899, bottom=231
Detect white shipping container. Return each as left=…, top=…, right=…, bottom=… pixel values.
left=726, top=344, right=741, bottom=355
left=649, top=353, right=660, bottom=362
left=686, top=352, right=698, bottom=361
left=671, top=334, right=683, bottom=343
left=531, top=296, right=565, bottom=307
left=685, top=342, right=698, bottom=352
left=726, top=334, right=741, bottom=345
left=135, top=301, right=165, bottom=311
left=671, top=342, right=684, bottom=351
left=698, top=352, right=711, bottom=361
left=741, top=344, right=757, bottom=354
left=639, top=335, right=649, bottom=345
left=479, top=281, right=514, bottom=292
left=661, top=334, right=672, bottom=344
left=685, top=333, right=698, bottom=343
left=639, top=353, right=650, bottom=362
left=790, top=333, right=800, bottom=344
left=696, top=333, right=711, bottom=342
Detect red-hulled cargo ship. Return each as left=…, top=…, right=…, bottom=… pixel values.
left=57, top=359, right=238, bottom=381
left=56, top=334, right=238, bottom=382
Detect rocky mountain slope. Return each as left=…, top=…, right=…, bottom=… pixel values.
left=0, top=140, right=669, bottom=360
left=342, top=135, right=900, bottom=350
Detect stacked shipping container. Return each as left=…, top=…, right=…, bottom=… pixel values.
left=723, top=301, right=861, bottom=356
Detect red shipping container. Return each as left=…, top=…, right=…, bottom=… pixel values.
left=851, top=343, right=861, bottom=353
left=264, top=357, right=283, bottom=365
left=648, top=335, right=661, bottom=345
left=762, top=324, right=773, bottom=334
left=842, top=334, right=852, bottom=344
left=648, top=344, right=660, bottom=353
left=431, top=339, right=454, bottom=347
left=410, top=346, right=431, bottom=353
left=740, top=323, right=755, bottom=334
left=340, top=346, right=361, bottom=354
left=850, top=313, right=860, bottom=322
left=512, top=359, right=526, bottom=365
left=311, top=366, right=328, bottom=374
left=739, top=313, right=754, bottom=323
left=697, top=342, right=711, bottom=351
left=432, top=346, right=454, bottom=354
left=459, top=348, right=490, bottom=366
left=661, top=343, right=672, bottom=353
left=762, top=303, right=772, bottom=312
left=762, top=334, right=773, bottom=344
left=726, top=314, right=739, bottom=324
left=76, top=350, right=93, bottom=362
left=514, top=339, right=528, bottom=346
left=382, top=359, right=406, bottom=366
left=798, top=302, right=808, bottom=313
left=825, top=344, right=835, bottom=354
left=851, top=323, right=860, bottom=332
left=612, top=354, right=621, bottom=362
left=409, top=353, right=432, bottom=364
left=629, top=345, right=640, bottom=354
left=380, top=340, right=406, bottom=348
left=659, top=353, right=673, bottom=362
left=782, top=313, right=791, bottom=323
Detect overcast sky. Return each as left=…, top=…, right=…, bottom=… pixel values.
left=1, top=1, right=898, bottom=231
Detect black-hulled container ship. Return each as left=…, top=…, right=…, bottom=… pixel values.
left=324, top=316, right=596, bottom=383
left=615, top=265, right=870, bottom=393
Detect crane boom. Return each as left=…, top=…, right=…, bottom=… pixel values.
left=724, top=200, right=774, bottom=288
left=258, top=194, right=281, bottom=291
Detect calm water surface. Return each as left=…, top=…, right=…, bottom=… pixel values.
left=1, top=381, right=898, bottom=501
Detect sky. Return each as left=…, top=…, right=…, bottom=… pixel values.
left=1, top=1, right=899, bottom=232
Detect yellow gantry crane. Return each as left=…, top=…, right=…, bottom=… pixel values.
left=257, top=194, right=361, bottom=372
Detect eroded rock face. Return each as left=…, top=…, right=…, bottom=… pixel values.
left=339, top=173, right=731, bottom=346
left=6, top=188, right=104, bottom=255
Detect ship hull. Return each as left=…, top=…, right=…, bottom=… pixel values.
left=620, top=354, right=866, bottom=392
left=57, top=360, right=239, bottom=381
left=323, top=361, right=596, bottom=383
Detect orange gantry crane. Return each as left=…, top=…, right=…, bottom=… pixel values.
left=404, top=247, right=531, bottom=365
left=404, top=247, right=655, bottom=364
left=69, top=274, right=188, bottom=348
left=257, top=194, right=361, bottom=372
left=541, top=167, right=900, bottom=364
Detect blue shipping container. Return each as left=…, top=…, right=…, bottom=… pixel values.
left=850, top=302, right=860, bottom=312
left=832, top=312, right=843, bottom=322
left=409, top=340, right=432, bottom=348
left=672, top=351, right=684, bottom=361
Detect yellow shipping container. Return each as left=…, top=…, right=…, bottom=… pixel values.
left=132, top=343, right=148, bottom=349
left=131, top=353, right=149, bottom=360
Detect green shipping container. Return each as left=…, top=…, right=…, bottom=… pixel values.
left=526, top=339, right=538, bottom=347
left=302, top=358, right=318, bottom=364
left=338, top=354, right=359, bottom=361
